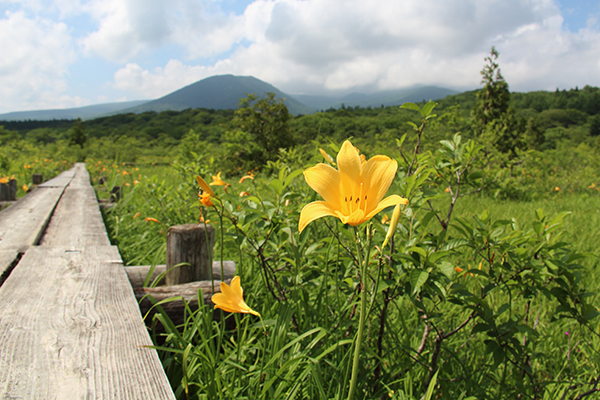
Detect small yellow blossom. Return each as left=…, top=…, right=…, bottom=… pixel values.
left=239, top=191, right=250, bottom=197
left=211, top=276, right=260, bottom=316
left=210, top=172, right=229, bottom=186
left=196, top=175, right=216, bottom=207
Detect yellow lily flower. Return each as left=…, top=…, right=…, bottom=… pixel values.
left=210, top=172, right=229, bottom=186
left=299, top=140, right=408, bottom=233
left=211, top=276, right=260, bottom=317
left=196, top=175, right=216, bottom=207
left=239, top=174, right=254, bottom=183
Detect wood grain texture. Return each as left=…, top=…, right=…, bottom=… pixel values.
left=38, top=168, right=77, bottom=188
left=0, top=187, right=65, bottom=277
left=165, top=224, right=215, bottom=285
left=0, top=246, right=174, bottom=400
left=40, top=163, right=110, bottom=247
left=125, top=261, right=236, bottom=289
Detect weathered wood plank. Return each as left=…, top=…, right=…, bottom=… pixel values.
left=0, top=246, right=174, bottom=400
left=0, top=187, right=65, bottom=277
left=125, top=261, right=236, bottom=289
left=38, top=167, right=77, bottom=188
left=40, top=163, right=110, bottom=247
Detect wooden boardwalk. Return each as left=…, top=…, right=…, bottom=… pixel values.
left=0, top=164, right=175, bottom=399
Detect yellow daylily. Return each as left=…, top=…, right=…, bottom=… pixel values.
left=211, top=276, right=260, bottom=317
left=196, top=175, right=216, bottom=207
left=210, top=172, right=229, bottom=186
left=239, top=174, right=254, bottom=183
left=299, top=140, right=408, bottom=233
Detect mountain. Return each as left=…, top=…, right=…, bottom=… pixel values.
left=116, top=75, right=313, bottom=116
left=0, top=76, right=459, bottom=122
left=294, top=86, right=459, bottom=111
left=0, top=100, right=148, bottom=121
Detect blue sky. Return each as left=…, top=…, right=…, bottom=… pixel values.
left=1, top=0, right=599, bottom=113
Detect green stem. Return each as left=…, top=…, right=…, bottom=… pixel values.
left=347, top=226, right=373, bottom=400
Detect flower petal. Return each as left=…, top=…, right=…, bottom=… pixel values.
left=336, top=208, right=366, bottom=226
left=337, top=141, right=362, bottom=199
left=230, top=276, right=243, bottom=299
left=196, top=175, right=216, bottom=197
left=303, top=164, right=341, bottom=208
left=299, top=201, right=338, bottom=233
left=364, top=195, right=408, bottom=221
left=362, top=156, right=398, bottom=210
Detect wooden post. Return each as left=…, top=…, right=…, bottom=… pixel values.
left=32, top=174, right=43, bottom=185
left=8, top=179, right=16, bottom=201
left=165, top=224, right=215, bottom=286
left=0, top=183, right=7, bottom=201
left=109, top=186, right=122, bottom=202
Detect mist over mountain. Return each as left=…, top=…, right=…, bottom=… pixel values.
left=0, top=75, right=458, bottom=121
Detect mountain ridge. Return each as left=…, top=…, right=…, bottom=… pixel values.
left=0, top=75, right=458, bottom=121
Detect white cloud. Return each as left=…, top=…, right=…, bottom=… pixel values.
left=3, top=0, right=600, bottom=113
left=0, top=10, right=80, bottom=112
left=113, top=60, right=217, bottom=98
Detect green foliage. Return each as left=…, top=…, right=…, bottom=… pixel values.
left=88, top=101, right=600, bottom=400
left=222, top=93, right=294, bottom=172
left=69, top=118, right=87, bottom=148
left=472, top=47, right=511, bottom=137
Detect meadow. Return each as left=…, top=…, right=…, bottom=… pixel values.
left=2, top=83, right=600, bottom=399
left=78, top=105, right=600, bottom=400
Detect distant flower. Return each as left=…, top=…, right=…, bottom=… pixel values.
left=133, top=212, right=141, bottom=219
left=145, top=217, right=160, bottom=223
left=239, top=175, right=254, bottom=183
left=299, top=140, right=408, bottom=233
left=381, top=214, right=390, bottom=224
left=455, top=267, right=463, bottom=273
left=22, top=184, right=28, bottom=192
left=196, top=175, right=216, bottom=207
left=122, top=170, right=130, bottom=175
left=199, top=192, right=213, bottom=207
left=554, top=186, right=560, bottom=191
left=210, top=172, right=229, bottom=186
left=0, top=177, right=7, bottom=184
left=239, top=191, right=250, bottom=197
left=211, top=276, right=260, bottom=317
left=565, top=331, right=569, bottom=336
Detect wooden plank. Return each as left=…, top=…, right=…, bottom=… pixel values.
left=38, top=167, right=77, bottom=188
left=0, top=187, right=65, bottom=277
left=40, top=164, right=110, bottom=247
left=0, top=246, right=174, bottom=399
left=125, top=261, right=237, bottom=289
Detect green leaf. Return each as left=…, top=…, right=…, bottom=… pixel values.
left=284, top=168, right=304, bottom=187
left=400, top=102, right=422, bottom=113
left=439, top=261, right=454, bottom=279
left=421, top=101, right=437, bottom=117
left=269, top=179, right=283, bottom=195
left=423, top=369, right=439, bottom=400
left=410, top=270, right=429, bottom=294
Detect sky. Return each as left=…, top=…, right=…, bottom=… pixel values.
left=1, top=0, right=599, bottom=114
